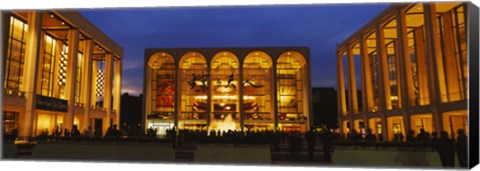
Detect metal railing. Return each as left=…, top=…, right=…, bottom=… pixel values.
left=4, top=88, right=26, bottom=98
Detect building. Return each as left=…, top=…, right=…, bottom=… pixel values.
left=143, top=47, right=311, bottom=135
left=336, top=2, right=468, bottom=141
left=311, top=87, right=338, bottom=128
left=1, top=10, right=123, bottom=139
left=120, top=93, right=142, bottom=132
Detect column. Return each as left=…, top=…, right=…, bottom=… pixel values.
left=396, top=9, right=411, bottom=131
left=272, top=60, right=279, bottom=130
left=113, top=59, right=122, bottom=127
left=63, top=29, right=79, bottom=130
left=18, top=11, right=42, bottom=138
left=102, top=53, right=113, bottom=134
left=375, top=25, right=389, bottom=140
left=239, top=61, right=245, bottom=131
left=91, top=60, right=98, bottom=107
left=206, top=63, right=212, bottom=127
left=81, top=39, right=93, bottom=131
left=174, top=61, right=180, bottom=128
left=359, top=37, right=370, bottom=129
left=346, top=45, right=359, bottom=115
left=423, top=3, right=443, bottom=133
left=336, top=50, right=347, bottom=133
left=346, top=46, right=355, bottom=127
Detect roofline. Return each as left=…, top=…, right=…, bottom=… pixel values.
left=336, top=3, right=410, bottom=52
left=53, top=10, right=123, bottom=59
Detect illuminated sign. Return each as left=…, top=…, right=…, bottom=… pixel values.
left=35, top=95, right=68, bottom=112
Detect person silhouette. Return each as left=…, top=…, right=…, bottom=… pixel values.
left=321, top=128, right=333, bottom=162
left=305, top=127, right=316, bottom=161
left=435, top=131, right=455, bottom=167
left=456, top=129, right=467, bottom=167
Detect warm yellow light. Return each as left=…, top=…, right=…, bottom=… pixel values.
left=213, top=95, right=237, bottom=100
left=194, top=95, right=208, bottom=100
left=243, top=96, right=257, bottom=100
left=390, top=96, right=398, bottom=101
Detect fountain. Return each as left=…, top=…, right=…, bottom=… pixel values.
left=209, top=114, right=237, bottom=135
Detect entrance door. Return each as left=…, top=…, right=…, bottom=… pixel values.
left=94, top=119, right=103, bottom=138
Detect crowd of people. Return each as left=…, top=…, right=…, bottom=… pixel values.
left=339, top=128, right=468, bottom=168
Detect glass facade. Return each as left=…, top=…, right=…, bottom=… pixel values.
left=4, top=16, right=27, bottom=92
left=145, top=48, right=310, bottom=134
left=2, top=10, right=123, bottom=138
left=337, top=2, right=468, bottom=140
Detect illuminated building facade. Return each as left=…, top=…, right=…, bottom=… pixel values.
left=143, top=47, right=311, bottom=134
left=337, top=2, right=468, bottom=141
left=1, top=10, right=123, bottom=138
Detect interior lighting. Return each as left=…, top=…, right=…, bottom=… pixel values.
left=96, top=69, right=105, bottom=97
left=61, top=22, right=65, bottom=25
left=50, top=14, right=54, bottom=18
left=58, top=49, right=68, bottom=86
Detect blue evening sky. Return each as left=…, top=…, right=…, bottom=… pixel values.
left=80, top=3, right=390, bottom=95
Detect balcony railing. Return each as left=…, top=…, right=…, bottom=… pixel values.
left=91, top=105, right=106, bottom=111
left=278, top=113, right=307, bottom=122
left=4, top=88, right=25, bottom=98
left=179, top=112, right=206, bottom=120
left=74, top=103, right=84, bottom=108
left=244, top=112, right=272, bottom=120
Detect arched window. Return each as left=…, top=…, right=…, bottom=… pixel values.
left=243, top=51, right=273, bottom=126
left=178, top=52, right=208, bottom=128
left=147, top=52, right=175, bottom=120
left=276, top=51, right=308, bottom=131
left=210, top=51, right=239, bottom=130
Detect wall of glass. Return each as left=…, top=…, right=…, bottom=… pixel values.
left=210, top=51, right=240, bottom=130
left=145, top=50, right=310, bottom=133
left=179, top=52, right=208, bottom=128
left=382, top=18, right=401, bottom=109
left=404, top=3, right=430, bottom=106
left=148, top=53, right=176, bottom=120
left=243, top=51, right=273, bottom=125
left=366, top=32, right=380, bottom=112
left=276, top=51, right=307, bottom=123
left=435, top=2, right=467, bottom=102
left=4, top=16, right=27, bottom=92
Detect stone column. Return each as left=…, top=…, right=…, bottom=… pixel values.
left=81, top=39, right=93, bottom=131
left=239, top=61, right=245, bottom=131
left=346, top=45, right=359, bottom=115
left=360, top=36, right=370, bottom=130
left=91, top=60, right=98, bottom=107
left=396, top=8, right=411, bottom=132
left=272, top=59, right=279, bottom=130
left=63, top=29, right=79, bottom=131
left=174, top=61, right=180, bottom=128
left=113, top=59, right=122, bottom=127
left=18, top=11, right=42, bottom=138
left=375, top=25, right=389, bottom=140
left=346, top=45, right=355, bottom=128
left=102, top=53, right=113, bottom=134
left=423, top=3, right=444, bottom=134
left=336, top=50, right=347, bottom=133
left=207, top=63, right=212, bottom=128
